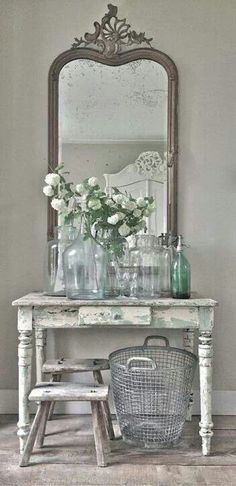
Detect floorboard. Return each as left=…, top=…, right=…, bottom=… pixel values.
left=0, top=415, right=236, bottom=485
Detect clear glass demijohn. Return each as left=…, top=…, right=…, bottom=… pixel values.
left=44, top=225, right=78, bottom=296
left=63, top=219, right=106, bottom=300
left=129, top=234, right=161, bottom=298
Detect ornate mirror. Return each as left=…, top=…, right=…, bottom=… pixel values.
left=48, top=4, right=178, bottom=238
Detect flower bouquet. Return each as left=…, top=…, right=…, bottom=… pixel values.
left=43, top=164, right=155, bottom=298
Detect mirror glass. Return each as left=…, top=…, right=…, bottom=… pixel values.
left=58, top=58, right=168, bottom=235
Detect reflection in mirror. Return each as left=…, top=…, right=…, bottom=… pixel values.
left=59, top=59, right=168, bottom=235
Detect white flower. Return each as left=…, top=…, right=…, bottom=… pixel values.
left=107, top=214, right=120, bottom=225
left=88, top=177, right=99, bottom=187
left=118, top=223, right=131, bottom=237
left=113, top=194, right=125, bottom=204
left=105, top=198, right=115, bottom=207
left=51, top=198, right=66, bottom=212
left=45, top=173, right=60, bottom=187
left=117, top=212, right=126, bottom=221
left=133, top=208, right=142, bottom=218
left=68, top=197, right=77, bottom=211
left=43, top=185, right=54, bottom=197
left=143, top=208, right=150, bottom=217
left=76, top=183, right=87, bottom=195
left=88, top=199, right=102, bottom=210
left=148, top=201, right=156, bottom=212
left=136, top=197, right=147, bottom=208
left=121, top=200, right=136, bottom=211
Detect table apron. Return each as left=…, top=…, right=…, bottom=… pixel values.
left=33, top=305, right=200, bottom=329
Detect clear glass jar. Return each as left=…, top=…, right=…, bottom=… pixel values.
left=63, top=227, right=106, bottom=300
left=44, top=226, right=78, bottom=296
left=99, top=231, right=130, bottom=298
left=129, top=235, right=161, bottom=298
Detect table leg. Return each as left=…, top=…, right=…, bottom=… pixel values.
left=183, top=329, right=195, bottom=420
left=199, top=331, right=213, bottom=455
left=35, top=329, right=47, bottom=382
left=18, top=328, right=33, bottom=453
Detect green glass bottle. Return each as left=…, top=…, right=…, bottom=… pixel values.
left=171, top=235, right=191, bottom=299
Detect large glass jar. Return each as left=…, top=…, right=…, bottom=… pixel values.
left=63, top=229, right=106, bottom=300
left=44, top=226, right=78, bottom=296
left=129, top=235, right=161, bottom=298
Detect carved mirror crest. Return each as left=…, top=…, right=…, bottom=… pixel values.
left=48, top=3, right=178, bottom=238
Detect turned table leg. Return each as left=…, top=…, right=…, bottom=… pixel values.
left=199, top=331, right=213, bottom=455
left=183, top=329, right=195, bottom=420
left=35, top=329, right=47, bottom=383
left=17, top=307, right=33, bottom=453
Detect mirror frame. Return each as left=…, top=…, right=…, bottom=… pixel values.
left=48, top=5, right=178, bottom=238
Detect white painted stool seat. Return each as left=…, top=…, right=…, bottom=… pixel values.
left=20, top=382, right=110, bottom=468
left=42, top=358, right=109, bottom=374
left=29, top=382, right=108, bottom=402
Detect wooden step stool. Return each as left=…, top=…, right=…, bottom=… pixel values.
left=42, top=358, right=114, bottom=440
left=19, top=382, right=109, bottom=467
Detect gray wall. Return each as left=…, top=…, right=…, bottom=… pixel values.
left=0, top=0, right=236, bottom=412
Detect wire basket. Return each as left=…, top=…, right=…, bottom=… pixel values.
left=109, top=335, right=197, bottom=449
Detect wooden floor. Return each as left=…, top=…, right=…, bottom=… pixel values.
left=1, top=415, right=236, bottom=485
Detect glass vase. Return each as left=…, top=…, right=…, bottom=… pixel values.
left=63, top=230, right=106, bottom=300
left=100, top=232, right=129, bottom=298
left=129, top=235, right=161, bottom=298
left=44, top=226, right=78, bottom=296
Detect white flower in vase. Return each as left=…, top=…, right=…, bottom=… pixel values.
left=88, top=199, right=102, bottom=210
left=113, top=194, right=125, bottom=204
left=143, top=208, right=151, bottom=217
left=105, top=198, right=115, bottom=207
left=122, top=200, right=136, bottom=211
left=136, top=197, right=147, bottom=208
left=148, top=201, right=156, bottom=212
left=118, top=223, right=131, bottom=237
left=76, top=183, right=87, bottom=195
left=88, top=177, right=99, bottom=187
left=117, top=212, right=126, bottom=221
left=107, top=214, right=120, bottom=225
left=133, top=208, right=142, bottom=218
left=45, top=173, right=60, bottom=187
left=43, top=185, right=54, bottom=197
left=51, top=198, right=66, bottom=211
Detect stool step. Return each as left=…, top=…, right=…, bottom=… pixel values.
left=42, top=358, right=109, bottom=374
left=29, top=382, right=109, bottom=402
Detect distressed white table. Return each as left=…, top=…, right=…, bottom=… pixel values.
left=13, top=292, right=217, bottom=456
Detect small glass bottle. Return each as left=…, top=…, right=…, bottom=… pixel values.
left=44, top=226, right=78, bottom=296
left=171, top=235, right=191, bottom=299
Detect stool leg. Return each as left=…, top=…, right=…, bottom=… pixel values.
left=47, top=374, right=62, bottom=421
left=36, top=401, right=51, bottom=448
left=19, top=402, right=46, bottom=467
left=91, top=401, right=107, bottom=467
left=93, top=370, right=115, bottom=440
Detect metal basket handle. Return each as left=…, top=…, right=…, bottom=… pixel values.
left=126, top=357, right=157, bottom=371
left=143, top=335, right=169, bottom=347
